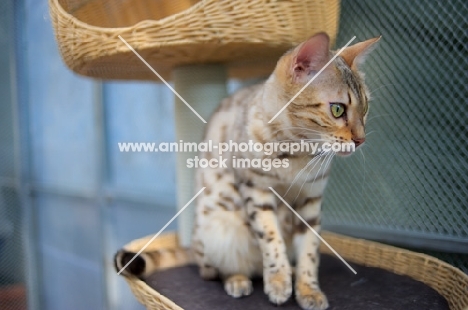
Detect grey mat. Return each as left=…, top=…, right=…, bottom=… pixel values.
left=145, top=254, right=449, bottom=310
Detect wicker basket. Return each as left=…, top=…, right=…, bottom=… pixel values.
left=49, top=0, right=340, bottom=81
left=121, top=231, right=468, bottom=310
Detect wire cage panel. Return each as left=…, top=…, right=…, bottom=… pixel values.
left=323, top=0, right=468, bottom=272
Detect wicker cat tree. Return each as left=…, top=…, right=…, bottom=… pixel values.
left=49, top=1, right=468, bottom=309
left=49, top=0, right=340, bottom=246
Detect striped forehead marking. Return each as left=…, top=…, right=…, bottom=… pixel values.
left=335, top=56, right=367, bottom=112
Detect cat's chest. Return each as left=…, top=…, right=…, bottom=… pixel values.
left=276, top=154, right=331, bottom=183
left=230, top=154, right=332, bottom=194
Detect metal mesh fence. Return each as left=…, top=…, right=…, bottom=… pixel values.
left=0, top=183, right=26, bottom=310
left=0, top=1, right=28, bottom=309
left=323, top=0, right=468, bottom=272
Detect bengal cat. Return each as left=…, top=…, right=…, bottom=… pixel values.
left=115, top=32, right=380, bottom=310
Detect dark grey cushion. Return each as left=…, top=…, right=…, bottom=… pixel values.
left=145, top=254, right=448, bottom=310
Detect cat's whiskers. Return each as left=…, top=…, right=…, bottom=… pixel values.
left=293, top=151, right=334, bottom=203
left=268, top=138, right=329, bottom=149
left=283, top=151, right=325, bottom=197
left=284, top=152, right=324, bottom=193
left=272, top=138, right=328, bottom=143
left=368, top=83, right=396, bottom=96
left=293, top=155, right=325, bottom=203
left=272, top=126, right=324, bottom=134
left=366, top=113, right=390, bottom=124
left=360, top=148, right=366, bottom=197
left=293, top=158, right=326, bottom=203
left=272, top=128, right=324, bottom=140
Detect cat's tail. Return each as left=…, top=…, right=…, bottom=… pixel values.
left=114, top=247, right=194, bottom=279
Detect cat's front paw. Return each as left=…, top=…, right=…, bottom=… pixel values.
left=264, top=270, right=293, bottom=305
left=224, top=274, right=253, bottom=298
left=295, top=282, right=329, bottom=310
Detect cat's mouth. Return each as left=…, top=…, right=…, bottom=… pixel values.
left=336, top=142, right=362, bottom=156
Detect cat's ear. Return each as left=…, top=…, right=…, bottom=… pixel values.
left=340, top=36, right=381, bottom=70
left=292, top=32, right=330, bottom=81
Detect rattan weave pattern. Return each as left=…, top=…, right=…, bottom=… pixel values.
left=49, top=0, right=340, bottom=81
left=121, top=232, right=468, bottom=310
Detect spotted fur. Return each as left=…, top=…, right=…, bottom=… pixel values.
left=115, top=33, right=380, bottom=309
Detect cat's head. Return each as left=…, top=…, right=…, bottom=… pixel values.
left=269, top=33, right=380, bottom=156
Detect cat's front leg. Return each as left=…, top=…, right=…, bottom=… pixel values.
left=243, top=183, right=292, bottom=305
left=293, top=197, right=328, bottom=310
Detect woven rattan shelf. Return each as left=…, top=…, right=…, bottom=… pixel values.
left=120, top=231, right=468, bottom=310
left=49, top=0, right=340, bottom=80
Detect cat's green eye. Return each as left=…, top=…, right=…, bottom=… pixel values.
left=330, top=103, right=345, bottom=118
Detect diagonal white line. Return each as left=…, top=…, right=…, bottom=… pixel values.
left=268, top=187, right=357, bottom=274
left=118, top=35, right=207, bottom=123
left=268, top=36, right=356, bottom=123
left=117, top=187, right=206, bottom=275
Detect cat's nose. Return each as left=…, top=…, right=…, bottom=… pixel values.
left=352, top=137, right=365, bottom=148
